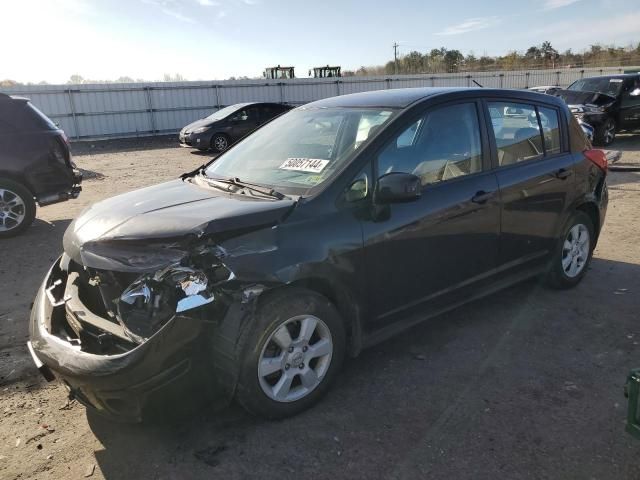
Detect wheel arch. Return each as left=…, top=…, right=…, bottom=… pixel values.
left=0, top=171, right=35, bottom=196
left=575, top=201, right=601, bottom=241
left=257, top=278, right=364, bottom=357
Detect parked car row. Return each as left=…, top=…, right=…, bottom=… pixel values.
left=27, top=87, right=609, bottom=421
left=530, top=73, right=640, bottom=146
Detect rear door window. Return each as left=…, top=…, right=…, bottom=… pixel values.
left=488, top=102, right=543, bottom=166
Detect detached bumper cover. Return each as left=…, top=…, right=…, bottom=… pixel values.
left=28, top=258, right=225, bottom=421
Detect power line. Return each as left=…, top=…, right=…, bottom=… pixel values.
left=393, top=42, right=400, bottom=75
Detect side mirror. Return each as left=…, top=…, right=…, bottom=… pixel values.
left=345, top=174, right=368, bottom=202
left=630, top=88, right=640, bottom=97
left=375, top=172, right=421, bottom=204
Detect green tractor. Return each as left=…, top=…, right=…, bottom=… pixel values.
left=309, top=65, right=342, bottom=78
left=626, top=369, right=640, bottom=439
left=264, top=65, right=295, bottom=80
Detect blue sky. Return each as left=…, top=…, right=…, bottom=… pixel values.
left=1, top=0, right=639, bottom=83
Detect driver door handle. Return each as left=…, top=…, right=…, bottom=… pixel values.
left=555, top=168, right=573, bottom=180
left=471, top=190, right=496, bottom=204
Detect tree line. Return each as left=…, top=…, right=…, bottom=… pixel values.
left=2, top=41, right=639, bottom=87
left=343, top=41, right=640, bottom=76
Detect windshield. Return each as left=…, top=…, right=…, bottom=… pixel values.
left=204, top=107, right=395, bottom=195
left=206, top=104, right=248, bottom=121
left=568, top=77, right=623, bottom=97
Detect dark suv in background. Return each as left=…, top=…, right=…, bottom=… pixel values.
left=554, top=73, right=640, bottom=146
left=179, top=102, right=291, bottom=152
left=0, top=93, right=81, bottom=238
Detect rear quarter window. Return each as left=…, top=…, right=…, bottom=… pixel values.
left=537, top=106, right=561, bottom=155
left=0, top=101, right=56, bottom=131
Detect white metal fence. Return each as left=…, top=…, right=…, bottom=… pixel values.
left=1, top=66, right=630, bottom=141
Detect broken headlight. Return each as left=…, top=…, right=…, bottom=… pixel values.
left=117, top=264, right=218, bottom=343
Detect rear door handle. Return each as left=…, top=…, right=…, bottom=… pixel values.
left=471, top=190, right=496, bottom=204
left=555, top=168, right=573, bottom=180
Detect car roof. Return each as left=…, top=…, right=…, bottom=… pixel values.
left=302, top=87, right=566, bottom=109
left=0, top=93, right=29, bottom=103
left=234, top=102, right=288, bottom=108
left=581, top=73, right=640, bottom=81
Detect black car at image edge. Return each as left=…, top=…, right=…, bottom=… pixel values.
left=179, top=102, right=292, bottom=152
left=28, top=87, right=608, bottom=422
left=0, top=93, right=82, bottom=237
left=554, top=73, right=640, bottom=146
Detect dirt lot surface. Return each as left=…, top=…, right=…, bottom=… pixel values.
left=1, top=134, right=640, bottom=480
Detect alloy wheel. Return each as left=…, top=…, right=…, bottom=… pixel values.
left=258, top=315, right=333, bottom=403
left=561, top=223, right=590, bottom=278
left=213, top=136, right=228, bottom=151
left=0, top=188, right=26, bottom=232
left=604, top=122, right=615, bottom=144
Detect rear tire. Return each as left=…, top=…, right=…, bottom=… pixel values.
left=236, top=288, right=346, bottom=419
left=594, top=118, right=616, bottom=146
left=546, top=211, right=594, bottom=289
left=0, top=179, right=36, bottom=238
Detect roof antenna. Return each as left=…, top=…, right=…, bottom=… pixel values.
left=472, top=80, right=484, bottom=88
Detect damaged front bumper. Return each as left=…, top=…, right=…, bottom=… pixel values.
left=28, top=256, right=242, bottom=422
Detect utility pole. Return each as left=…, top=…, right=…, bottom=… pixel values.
left=393, top=42, right=399, bottom=75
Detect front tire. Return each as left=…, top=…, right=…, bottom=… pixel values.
left=236, top=288, right=346, bottom=419
left=594, top=118, right=616, bottom=146
left=0, top=179, right=36, bottom=238
left=546, top=211, right=594, bottom=289
left=211, top=133, right=230, bottom=153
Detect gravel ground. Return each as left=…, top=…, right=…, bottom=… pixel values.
left=1, top=134, right=640, bottom=480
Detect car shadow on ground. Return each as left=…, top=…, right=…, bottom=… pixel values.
left=71, top=135, right=179, bottom=155
left=612, top=132, right=640, bottom=153
left=190, top=149, right=219, bottom=159
left=85, top=256, right=640, bottom=479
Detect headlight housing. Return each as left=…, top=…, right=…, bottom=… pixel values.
left=584, top=105, right=605, bottom=114
left=192, top=126, right=210, bottom=134
left=117, top=262, right=229, bottom=343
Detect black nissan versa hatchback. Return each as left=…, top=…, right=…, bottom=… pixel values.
left=28, top=88, right=608, bottom=421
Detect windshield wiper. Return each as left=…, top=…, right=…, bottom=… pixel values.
left=202, top=175, right=286, bottom=200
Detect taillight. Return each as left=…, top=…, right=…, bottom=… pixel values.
left=584, top=149, right=608, bottom=172
left=52, top=139, right=69, bottom=166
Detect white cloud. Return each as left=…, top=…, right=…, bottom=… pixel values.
left=528, top=11, right=640, bottom=48
left=217, top=10, right=227, bottom=18
left=434, top=17, right=500, bottom=36
left=141, top=0, right=196, bottom=23
left=161, top=8, right=196, bottom=22
left=543, top=0, right=582, bottom=9
left=197, top=0, right=220, bottom=6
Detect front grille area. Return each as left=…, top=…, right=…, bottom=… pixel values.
left=48, top=260, right=140, bottom=354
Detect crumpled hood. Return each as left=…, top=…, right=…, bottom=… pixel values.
left=554, top=89, right=616, bottom=107
left=183, top=118, right=218, bottom=132
left=63, top=179, right=295, bottom=261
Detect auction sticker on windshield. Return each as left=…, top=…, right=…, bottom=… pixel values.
left=280, top=158, right=329, bottom=173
